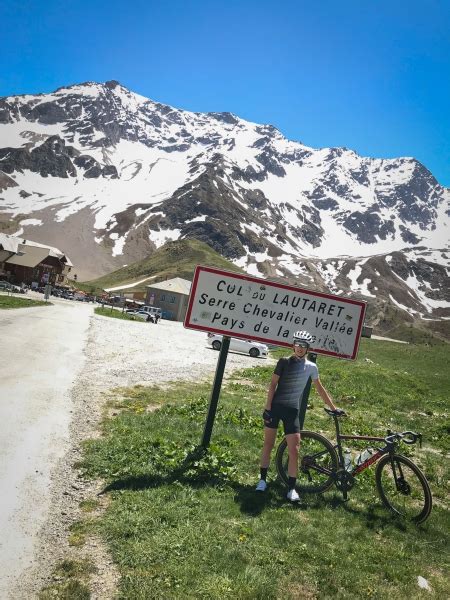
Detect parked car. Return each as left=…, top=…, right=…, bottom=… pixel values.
left=127, top=305, right=162, bottom=322
left=130, top=310, right=158, bottom=323
left=207, top=333, right=268, bottom=358
left=0, top=281, right=26, bottom=293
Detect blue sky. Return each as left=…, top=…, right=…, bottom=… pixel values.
left=1, top=0, right=449, bottom=186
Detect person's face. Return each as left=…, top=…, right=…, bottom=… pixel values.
left=293, top=342, right=309, bottom=358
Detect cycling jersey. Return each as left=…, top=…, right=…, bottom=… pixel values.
left=272, top=356, right=319, bottom=410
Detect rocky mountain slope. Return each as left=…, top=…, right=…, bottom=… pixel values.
left=0, top=80, right=448, bottom=330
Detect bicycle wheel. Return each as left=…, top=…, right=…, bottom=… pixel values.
left=375, top=454, right=432, bottom=524
left=275, top=430, right=338, bottom=493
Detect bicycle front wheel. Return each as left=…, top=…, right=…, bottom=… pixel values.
left=275, top=430, right=338, bottom=493
left=375, top=454, right=432, bottom=524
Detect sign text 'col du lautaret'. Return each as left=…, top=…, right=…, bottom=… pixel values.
left=184, top=266, right=366, bottom=360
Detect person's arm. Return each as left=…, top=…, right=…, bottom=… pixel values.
left=265, top=373, right=280, bottom=410
left=312, top=378, right=337, bottom=411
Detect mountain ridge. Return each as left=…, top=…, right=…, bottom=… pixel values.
left=0, top=80, right=448, bottom=327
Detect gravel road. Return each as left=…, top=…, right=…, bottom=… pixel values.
left=8, top=304, right=273, bottom=599
left=0, top=299, right=91, bottom=599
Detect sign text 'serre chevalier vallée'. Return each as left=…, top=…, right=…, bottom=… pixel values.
left=184, top=266, right=367, bottom=360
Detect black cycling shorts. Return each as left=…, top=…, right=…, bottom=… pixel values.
left=266, top=404, right=300, bottom=435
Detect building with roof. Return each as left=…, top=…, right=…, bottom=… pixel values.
left=145, top=277, right=192, bottom=321
left=0, top=233, right=73, bottom=286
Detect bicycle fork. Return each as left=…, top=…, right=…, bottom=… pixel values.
left=389, top=456, right=410, bottom=495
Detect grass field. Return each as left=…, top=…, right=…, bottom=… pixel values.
left=0, top=295, right=48, bottom=309
left=82, top=239, right=243, bottom=295
left=45, top=339, right=449, bottom=599
left=94, top=306, right=146, bottom=322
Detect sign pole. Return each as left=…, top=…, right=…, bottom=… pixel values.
left=298, top=352, right=317, bottom=430
left=201, top=335, right=231, bottom=448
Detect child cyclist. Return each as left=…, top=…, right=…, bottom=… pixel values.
left=256, top=331, right=344, bottom=501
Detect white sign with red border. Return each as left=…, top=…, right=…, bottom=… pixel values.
left=184, top=266, right=366, bottom=360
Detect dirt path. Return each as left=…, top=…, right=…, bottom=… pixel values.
left=0, top=298, right=92, bottom=599
left=8, top=308, right=273, bottom=599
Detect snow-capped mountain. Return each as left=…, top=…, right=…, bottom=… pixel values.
left=0, top=80, right=448, bottom=324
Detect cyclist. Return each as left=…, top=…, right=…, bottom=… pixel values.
left=256, top=330, right=341, bottom=502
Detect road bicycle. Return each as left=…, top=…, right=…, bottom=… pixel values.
left=275, top=408, right=432, bottom=524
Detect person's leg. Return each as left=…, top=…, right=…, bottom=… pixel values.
left=285, top=432, right=301, bottom=478
left=285, top=432, right=301, bottom=501
left=256, top=426, right=277, bottom=491
left=260, top=426, right=278, bottom=470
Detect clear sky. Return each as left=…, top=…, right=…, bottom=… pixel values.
left=1, top=0, right=449, bottom=186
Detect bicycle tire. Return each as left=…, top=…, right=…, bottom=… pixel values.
left=275, top=430, right=338, bottom=493
left=375, top=454, right=432, bottom=524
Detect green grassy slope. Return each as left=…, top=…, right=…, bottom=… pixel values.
left=80, top=239, right=244, bottom=293
left=63, top=338, right=449, bottom=599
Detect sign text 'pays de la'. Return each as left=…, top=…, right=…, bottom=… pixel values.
left=184, top=266, right=366, bottom=359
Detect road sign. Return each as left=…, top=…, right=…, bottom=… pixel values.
left=184, top=266, right=366, bottom=359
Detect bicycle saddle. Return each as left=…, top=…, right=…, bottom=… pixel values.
left=324, top=408, right=347, bottom=417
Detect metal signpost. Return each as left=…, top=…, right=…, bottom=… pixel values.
left=44, top=283, right=52, bottom=301
left=200, top=335, right=230, bottom=447
left=184, top=266, right=366, bottom=447
left=298, top=352, right=317, bottom=430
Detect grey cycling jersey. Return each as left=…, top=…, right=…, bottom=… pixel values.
left=272, top=356, right=319, bottom=410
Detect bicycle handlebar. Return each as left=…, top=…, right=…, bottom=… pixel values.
left=385, top=431, right=422, bottom=447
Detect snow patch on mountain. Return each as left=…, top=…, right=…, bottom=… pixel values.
left=0, top=80, right=448, bottom=322
left=149, top=227, right=182, bottom=248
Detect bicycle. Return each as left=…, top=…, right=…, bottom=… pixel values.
left=275, top=408, right=432, bottom=524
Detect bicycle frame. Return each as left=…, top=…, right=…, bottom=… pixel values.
left=331, top=413, right=391, bottom=476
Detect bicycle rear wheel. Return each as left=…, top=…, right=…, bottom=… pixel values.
left=375, top=454, right=432, bottom=524
left=275, top=430, right=338, bottom=493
